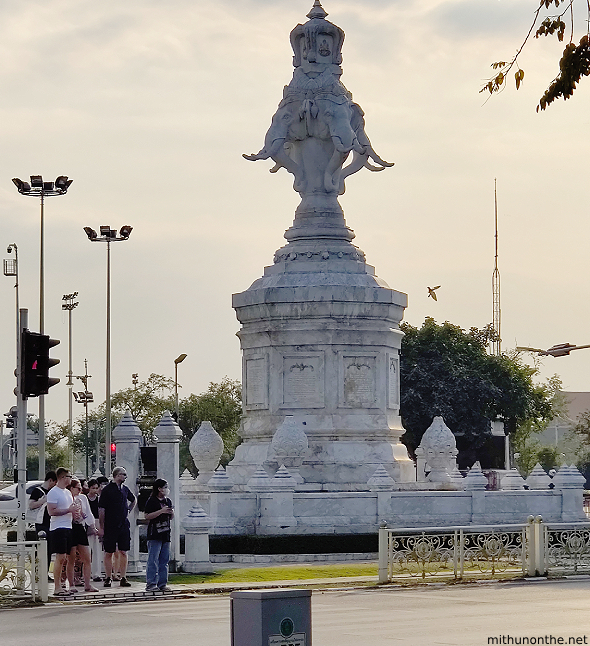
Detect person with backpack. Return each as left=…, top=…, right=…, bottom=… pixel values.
left=144, top=478, right=174, bottom=592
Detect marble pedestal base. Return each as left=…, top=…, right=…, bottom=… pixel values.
left=230, top=204, right=415, bottom=491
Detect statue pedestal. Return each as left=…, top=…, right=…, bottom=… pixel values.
left=229, top=205, right=415, bottom=491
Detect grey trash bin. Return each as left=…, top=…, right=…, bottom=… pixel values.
left=230, top=588, right=312, bottom=646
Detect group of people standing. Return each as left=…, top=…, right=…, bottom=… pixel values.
left=29, top=466, right=174, bottom=596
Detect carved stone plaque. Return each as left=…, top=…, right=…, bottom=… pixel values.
left=246, top=356, right=267, bottom=408
left=387, top=353, right=399, bottom=409
left=343, top=355, right=376, bottom=407
left=282, top=354, right=324, bottom=408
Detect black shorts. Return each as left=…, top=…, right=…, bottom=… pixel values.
left=71, top=523, right=89, bottom=548
left=49, top=527, right=72, bottom=555
left=103, top=523, right=131, bottom=553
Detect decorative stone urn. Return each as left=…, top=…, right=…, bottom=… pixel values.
left=415, top=416, right=458, bottom=484
left=189, top=421, right=224, bottom=485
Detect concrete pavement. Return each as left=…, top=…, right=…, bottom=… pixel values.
left=1, top=577, right=588, bottom=646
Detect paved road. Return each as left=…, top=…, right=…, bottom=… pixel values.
left=2, top=579, right=590, bottom=646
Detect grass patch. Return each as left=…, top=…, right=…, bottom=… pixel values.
left=169, top=562, right=378, bottom=585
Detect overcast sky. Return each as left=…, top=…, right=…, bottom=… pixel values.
left=1, top=0, right=589, bottom=430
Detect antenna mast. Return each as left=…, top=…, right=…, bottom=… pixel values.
left=492, top=179, right=501, bottom=355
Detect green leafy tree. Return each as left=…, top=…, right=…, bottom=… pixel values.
left=511, top=374, right=566, bottom=476
left=481, top=0, right=590, bottom=110
left=177, top=377, right=242, bottom=474
left=400, top=318, right=554, bottom=468
left=25, top=416, right=69, bottom=479
left=109, top=373, right=176, bottom=439
left=69, top=375, right=242, bottom=476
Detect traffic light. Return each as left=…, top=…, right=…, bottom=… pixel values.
left=3, top=406, right=17, bottom=428
left=110, top=443, right=116, bottom=459
left=21, top=330, right=60, bottom=397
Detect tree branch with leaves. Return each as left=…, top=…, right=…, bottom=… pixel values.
left=481, top=0, right=590, bottom=110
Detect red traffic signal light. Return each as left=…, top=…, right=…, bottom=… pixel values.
left=21, top=330, right=60, bottom=397
left=110, top=443, right=116, bottom=454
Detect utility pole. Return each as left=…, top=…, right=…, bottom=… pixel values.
left=62, top=292, right=79, bottom=470
left=16, top=309, right=28, bottom=568
left=73, top=360, right=93, bottom=476
left=492, top=179, right=501, bottom=356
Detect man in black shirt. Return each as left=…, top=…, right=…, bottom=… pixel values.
left=98, top=467, right=135, bottom=588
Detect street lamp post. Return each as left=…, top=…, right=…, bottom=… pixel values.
left=83, top=225, right=132, bottom=476
left=13, top=175, right=73, bottom=477
left=174, top=354, right=187, bottom=420
left=517, top=343, right=590, bottom=357
left=62, top=292, right=79, bottom=470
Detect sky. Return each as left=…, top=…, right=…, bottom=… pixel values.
left=1, top=0, right=589, bottom=431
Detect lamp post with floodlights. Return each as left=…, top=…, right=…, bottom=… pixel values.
left=12, top=175, right=73, bottom=476
left=83, top=225, right=132, bottom=475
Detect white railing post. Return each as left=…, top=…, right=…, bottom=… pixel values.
left=459, top=529, right=465, bottom=579
left=378, top=522, right=389, bottom=583
left=526, top=516, right=536, bottom=576
left=453, top=530, right=458, bottom=579
left=38, top=537, right=48, bottom=602
left=534, top=516, right=546, bottom=576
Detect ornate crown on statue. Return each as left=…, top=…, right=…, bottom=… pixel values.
left=290, top=1, right=345, bottom=70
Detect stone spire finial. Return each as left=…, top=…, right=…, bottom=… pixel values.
left=154, top=410, right=182, bottom=441
left=112, top=409, right=142, bottom=442
left=307, top=0, right=328, bottom=19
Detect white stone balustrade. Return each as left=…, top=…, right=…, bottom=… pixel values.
left=155, top=410, right=182, bottom=568
left=181, top=503, right=213, bottom=573
left=113, top=410, right=142, bottom=573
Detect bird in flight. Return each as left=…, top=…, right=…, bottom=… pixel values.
left=427, top=285, right=441, bottom=301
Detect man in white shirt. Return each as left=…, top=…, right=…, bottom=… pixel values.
left=46, top=467, right=77, bottom=596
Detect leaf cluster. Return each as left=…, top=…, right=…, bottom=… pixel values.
left=537, top=35, right=590, bottom=110
left=535, top=17, right=566, bottom=41
left=481, top=0, right=590, bottom=108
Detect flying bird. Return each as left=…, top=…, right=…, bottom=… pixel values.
left=427, top=285, right=441, bottom=301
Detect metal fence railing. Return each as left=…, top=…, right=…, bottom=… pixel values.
left=0, top=538, right=48, bottom=602
left=378, top=517, right=590, bottom=583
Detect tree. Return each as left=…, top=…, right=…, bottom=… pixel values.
left=109, top=373, right=176, bottom=440
left=481, top=0, right=590, bottom=111
left=25, top=416, right=69, bottom=479
left=511, top=374, right=567, bottom=476
left=177, top=377, right=242, bottom=474
left=69, top=375, right=242, bottom=476
left=399, top=318, right=554, bottom=468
